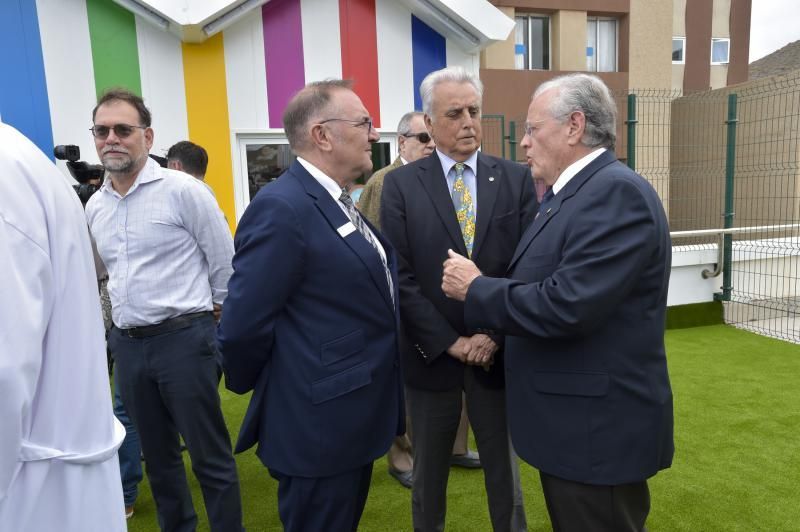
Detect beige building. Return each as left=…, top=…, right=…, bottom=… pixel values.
left=480, top=0, right=751, bottom=118
left=478, top=0, right=751, bottom=211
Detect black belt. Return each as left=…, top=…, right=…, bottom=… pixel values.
left=119, top=311, right=212, bottom=338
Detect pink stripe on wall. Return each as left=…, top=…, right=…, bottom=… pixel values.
left=263, top=0, right=305, bottom=128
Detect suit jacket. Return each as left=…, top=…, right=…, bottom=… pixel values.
left=217, top=160, right=404, bottom=478
left=359, top=156, right=403, bottom=229
left=381, top=151, right=537, bottom=391
left=465, top=150, right=674, bottom=485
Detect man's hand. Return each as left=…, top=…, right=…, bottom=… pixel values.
left=446, top=336, right=472, bottom=362
left=213, top=303, right=222, bottom=323
left=442, top=249, right=481, bottom=301
left=465, top=334, right=498, bottom=370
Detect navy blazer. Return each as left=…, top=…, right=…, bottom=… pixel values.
left=381, top=152, right=537, bottom=391
left=465, top=150, right=674, bottom=485
left=217, top=160, right=404, bottom=478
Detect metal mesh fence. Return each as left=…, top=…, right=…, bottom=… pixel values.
left=481, top=114, right=505, bottom=160
left=481, top=74, right=800, bottom=343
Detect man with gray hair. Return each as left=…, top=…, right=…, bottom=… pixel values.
left=382, top=66, right=536, bottom=530
left=361, top=111, right=481, bottom=489
left=218, top=80, right=404, bottom=531
left=443, top=73, right=674, bottom=531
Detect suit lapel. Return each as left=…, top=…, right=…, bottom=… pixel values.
left=292, top=162, right=395, bottom=311
left=471, top=153, right=500, bottom=260
left=416, top=154, right=469, bottom=256
left=507, top=150, right=618, bottom=271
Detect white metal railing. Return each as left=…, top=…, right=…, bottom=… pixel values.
left=670, top=224, right=800, bottom=278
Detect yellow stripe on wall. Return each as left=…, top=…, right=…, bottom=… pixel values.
left=182, top=34, right=236, bottom=233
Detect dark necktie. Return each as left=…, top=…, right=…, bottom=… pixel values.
left=339, top=189, right=394, bottom=304
left=536, top=189, right=554, bottom=220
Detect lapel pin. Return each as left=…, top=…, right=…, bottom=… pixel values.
left=546, top=208, right=552, bottom=215
left=488, top=176, right=495, bottom=182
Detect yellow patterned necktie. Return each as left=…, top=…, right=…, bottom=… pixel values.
left=451, top=162, right=475, bottom=257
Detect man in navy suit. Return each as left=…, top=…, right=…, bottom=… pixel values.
left=217, top=80, right=404, bottom=532
left=442, top=73, right=674, bottom=531
left=381, top=66, right=535, bottom=531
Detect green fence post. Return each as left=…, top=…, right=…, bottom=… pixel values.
left=508, top=120, right=516, bottom=162
left=715, top=93, right=738, bottom=302
left=626, top=93, right=637, bottom=170
left=500, top=115, right=506, bottom=159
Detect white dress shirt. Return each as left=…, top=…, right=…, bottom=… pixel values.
left=0, top=123, right=125, bottom=532
left=296, top=157, right=388, bottom=265
left=552, top=148, right=606, bottom=195
left=86, top=157, right=234, bottom=328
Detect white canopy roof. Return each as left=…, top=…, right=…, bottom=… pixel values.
left=113, top=0, right=514, bottom=50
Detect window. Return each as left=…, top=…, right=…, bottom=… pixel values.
left=586, top=17, right=617, bottom=72
left=233, top=131, right=396, bottom=221
left=514, top=15, right=550, bottom=70
left=672, top=37, right=686, bottom=64
left=243, top=141, right=295, bottom=201
left=711, top=38, right=730, bottom=64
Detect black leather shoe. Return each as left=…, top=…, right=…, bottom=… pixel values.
left=388, top=468, right=413, bottom=489
left=450, top=450, right=481, bottom=469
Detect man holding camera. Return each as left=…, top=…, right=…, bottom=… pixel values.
left=85, top=88, right=243, bottom=532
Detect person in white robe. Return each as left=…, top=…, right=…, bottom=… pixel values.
left=0, top=122, right=126, bottom=532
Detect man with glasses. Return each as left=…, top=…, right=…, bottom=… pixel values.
left=442, top=73, right=673, bottom=531
left=85, top=88, right=244, bottom=532
left=381, top=66, right=536, bottom=531
left=218, top=80, right=404, bottom=531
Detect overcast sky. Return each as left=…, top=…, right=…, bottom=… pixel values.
left=749, top=1, right=800, bottom=62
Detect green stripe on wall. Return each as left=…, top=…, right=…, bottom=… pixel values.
left=86, top=0, right=141, bottom=98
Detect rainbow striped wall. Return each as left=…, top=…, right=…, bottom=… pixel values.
left=0, top=0, right=478, bottom=226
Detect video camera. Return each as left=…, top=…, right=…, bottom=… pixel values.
left=53, top=144, right=105, bottom=205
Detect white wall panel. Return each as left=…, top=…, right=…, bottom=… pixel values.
left=300, top=0, right=342, bottom=83
left=376, top=0, right=414, bottom=130
left=447, top=39, right=478, bottom=75
left=37, top=0, right=99, bottom=171
left=136, top=16, right=189, bottom=158
left=224, top=10, right=268, bottom=130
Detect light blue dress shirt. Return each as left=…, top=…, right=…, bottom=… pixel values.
left=86, top=157, right=234, bottom=328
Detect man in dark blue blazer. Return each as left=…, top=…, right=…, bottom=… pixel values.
left=442, top=73, right=674, bottom=531
left=217, top=80, right=404, bottom=532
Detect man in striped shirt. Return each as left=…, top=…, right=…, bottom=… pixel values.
left=86, top=88, right=243, bottom=532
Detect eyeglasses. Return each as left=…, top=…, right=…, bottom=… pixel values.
left=318, top=117, right=374, bottom=135
left=401, top=132, right=432, bottom=144
left=523, top=113, right=572, bottom=137
left=90, top=124, right=147, bottom=139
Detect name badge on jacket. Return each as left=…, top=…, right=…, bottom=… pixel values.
left=337, top=221, right=356, bottom=238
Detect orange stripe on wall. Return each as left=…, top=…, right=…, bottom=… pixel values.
left=182, top=34, right=236, bottom=233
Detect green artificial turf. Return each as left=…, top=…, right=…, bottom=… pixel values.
left=126, top=325, right=800, bottom=531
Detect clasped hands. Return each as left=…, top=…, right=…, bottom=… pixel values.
left=447, top=334, right=497, bottom=371
left=441, top=249, right=492, bottom=369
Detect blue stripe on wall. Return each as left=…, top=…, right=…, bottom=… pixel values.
left=0, top=0, right=54, bottom=159
left=411, top=15, right=446, bottom=111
